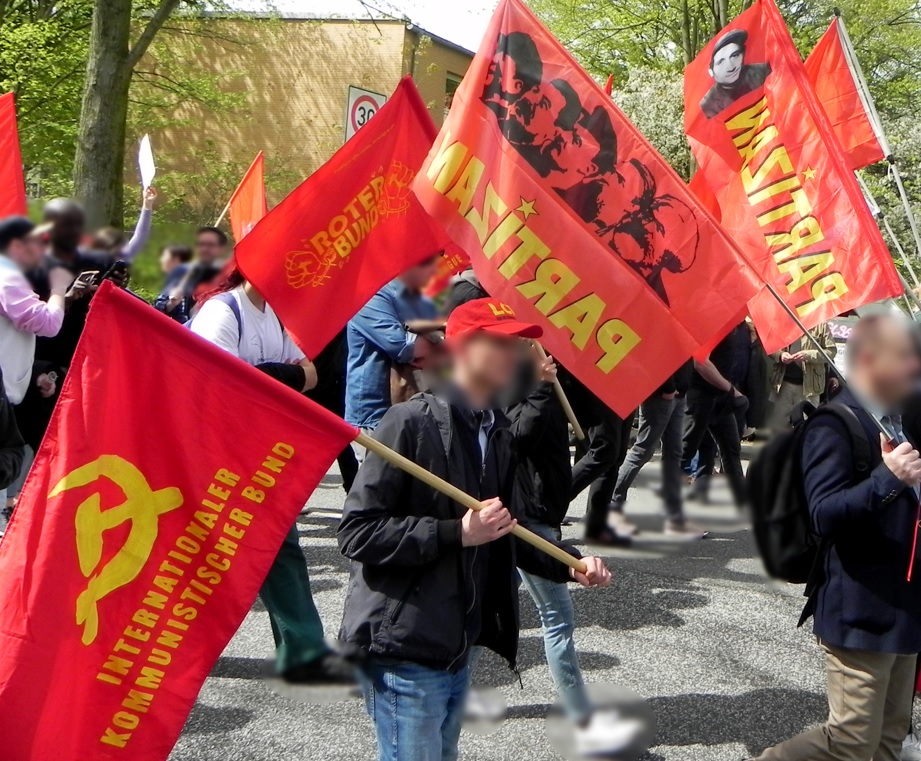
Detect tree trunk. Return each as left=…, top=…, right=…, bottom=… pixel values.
left=73, top=0, right=132, bottom=229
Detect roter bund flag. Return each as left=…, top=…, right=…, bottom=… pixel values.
left=804, top=19, right=885, bottom=172
left=685, top=0, right=901, bottom=354
left=0, top=284, right=357, bottom=761
left=0, top=92, right=27, bottom=217
left=236, top=76, right=450, bottom=358
left=413, top=0, right=759, bottom=417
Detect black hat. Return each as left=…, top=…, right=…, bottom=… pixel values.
left=0, top=216, right=36, bottom=251
left=711, top=29, right=748, bottom=63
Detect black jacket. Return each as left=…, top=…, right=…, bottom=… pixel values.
left=804, top=389, right=921, bottom=654
left=338, top=391, right=579, bottom=670
left=0, top=373, right=24, bottom=491
left=506, top=381, right=572, bottom=527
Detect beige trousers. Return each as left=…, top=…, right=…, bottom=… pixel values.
left=753, top=640, right=916, bottom=761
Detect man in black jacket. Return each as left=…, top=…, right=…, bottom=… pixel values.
left=754, top=314, right=921, bottom=760
left=0, top=368, right=24, bottom=536
left=338, top=298, right=610, bottom=761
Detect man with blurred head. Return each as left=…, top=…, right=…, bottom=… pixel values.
left=339, top=298, right=610, bottom=761
left=345, top=257, right=441, bottom=450
left=754, top=313, right=921, bottom=761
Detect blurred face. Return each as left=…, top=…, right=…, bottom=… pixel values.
left=6, top=237, right=44, bottom=271
left=50, top=210, right=85, bottom=251
left=453, top=333, right=523, bottom=405
left=159, top=248, right=179, bottom=274
left=195, top=232, right=225, bottom=265
left=399, top=257, right=439, bottom=292
left=860, top=319, right=921, bottom=406
left=710, top=43, right=745, bottom=87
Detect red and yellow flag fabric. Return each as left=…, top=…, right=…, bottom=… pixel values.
left=0, top=93, right=27, bottom=217
left=684, top=0, right=901, bottom=354
left=228, top=151, right=268, bottom=243
left=236, top=76, right=450, bottom=358
left=0, top=284, right=357, bottom=761
left=804, top=19, right=885, bottom=172
left=413, top=0, right=759, bottom=417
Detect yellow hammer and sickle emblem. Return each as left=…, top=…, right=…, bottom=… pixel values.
left=49, top=455, right=183, bottom=646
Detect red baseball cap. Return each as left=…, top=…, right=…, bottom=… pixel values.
left=446, top=298, right=543, bottom=342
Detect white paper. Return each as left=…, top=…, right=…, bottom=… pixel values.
left=138, top=134, right=156, bottom=190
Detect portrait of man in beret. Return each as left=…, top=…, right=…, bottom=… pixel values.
left=700, top=29, right=772, bottom=119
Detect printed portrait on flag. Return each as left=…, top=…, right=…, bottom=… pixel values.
left=699, top=29, right=772, bottom=119
left=414, top=0, right=759, bottom=417
left=478, top=29, right=700, bottom=306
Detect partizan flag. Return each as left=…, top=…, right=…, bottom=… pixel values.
left=236, top=76, right=450, bottom=358
left=0, top=284, right=357, bottom=761
left=804, top=18, right=885, bottom=172
left=413, top=0, right=759, bottom=416
left=228, top=151, right=268, bottom=242
left=685, top=0, right=901, bottom=354
left=0, top=93, right=27, bottom=217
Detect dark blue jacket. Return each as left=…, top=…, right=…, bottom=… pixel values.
left=804, top=388, right=921, bottom=654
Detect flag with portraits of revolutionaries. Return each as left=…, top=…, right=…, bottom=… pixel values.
left=413, top=0, right=760, bottom=417
left=684, top=0, right=901, bottom=354
left=0, top=284, right=358, bottom=761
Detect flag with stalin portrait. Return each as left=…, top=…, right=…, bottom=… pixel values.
left=236, top=76, right=451, bottom=359
left=413, top=0, right=760, bottom=417
left=684, top=0, right=901, bottom=354
left=0, top=284, right=357, bottom=761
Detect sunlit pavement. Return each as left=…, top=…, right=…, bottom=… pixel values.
left=169, top=454, right=847, bottom=761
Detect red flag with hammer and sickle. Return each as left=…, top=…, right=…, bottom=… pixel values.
left=0, top=284, right=357, bottom=760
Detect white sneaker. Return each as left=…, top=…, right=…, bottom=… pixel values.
left=664, top=520, right=708, bottom=540
left=609, top=511, right=638, bottom=537
left=902, top=732, right=921, bottom=761
left=574, top=708, right=644, bottom=757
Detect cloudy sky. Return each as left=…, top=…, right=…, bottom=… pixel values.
left=265, top=0, right=496, bottom=51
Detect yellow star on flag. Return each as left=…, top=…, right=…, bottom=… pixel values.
left=517, top=198, right=537, bottom=219
left=802, top=167, right=817, bottom=181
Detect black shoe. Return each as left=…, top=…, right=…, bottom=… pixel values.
left=281, top=652, right=357, bottom=685
left=584, top=528, right=632, bottom=548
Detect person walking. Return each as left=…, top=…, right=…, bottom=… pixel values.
left=191, top=269, right=353, bottom=685
left=753, top=313, right=921, bottom=761
left=768, top=323, right=836, bottom=431
left=338, top=298, right=610, bottom=761
left=611, top=361, right=704, bottom=537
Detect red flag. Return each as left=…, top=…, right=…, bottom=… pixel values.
left=413, top=0, right=759, bottom=417
left=804, top=19, right=885, bottom=171
left=236, top=77, right=449, bottom=358
left=0, top=93, right=27, bottom=217
left=684, top=0, right=901, bottom=354
left=0, top=284, right=357, bottom=761
left=688, top=172, right=721, bottom=222
left=228, top=151, right=267, bottom=243
left=604, top=74, right=614, bottom=96
left=423, top=246, right=470, bottom=297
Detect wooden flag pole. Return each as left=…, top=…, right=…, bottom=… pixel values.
left=213, top=198, right=232, bottom=228
left=532, top=343, right=586, bottom=441
left=355, top=432, right=588, bottom=574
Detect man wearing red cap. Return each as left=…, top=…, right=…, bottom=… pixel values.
left=338, top=298, right=611, bottom=761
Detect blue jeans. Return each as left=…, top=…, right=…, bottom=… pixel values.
left=360, top=655, right=471, bottom=761
left=518, top=523, right=592, bottom=723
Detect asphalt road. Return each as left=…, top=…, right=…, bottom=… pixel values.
left=168, top=455, right=843, bottom=761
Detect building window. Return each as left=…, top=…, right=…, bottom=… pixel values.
left=445, top=72, right=462, bottom=117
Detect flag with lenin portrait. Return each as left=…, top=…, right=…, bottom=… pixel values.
left=413, top=0, right=760, bottom=417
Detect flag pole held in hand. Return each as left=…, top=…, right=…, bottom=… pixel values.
left=533, top=342, right=585, bottom=441
left=355, top=432, right=588, bottom=574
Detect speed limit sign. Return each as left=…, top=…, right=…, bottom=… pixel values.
left=345, top=86, right=387, bottom=142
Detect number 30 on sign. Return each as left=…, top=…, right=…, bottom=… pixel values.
left=345, top=86, right=388, bottom=142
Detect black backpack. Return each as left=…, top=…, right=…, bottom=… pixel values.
left=747, top=401, right=872, bottom=584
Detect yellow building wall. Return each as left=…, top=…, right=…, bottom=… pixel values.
left=150, top=18, right=471, bottom=213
